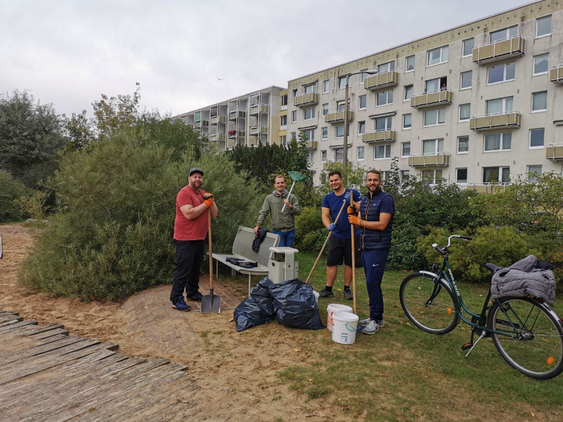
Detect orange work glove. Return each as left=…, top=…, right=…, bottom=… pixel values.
left=203, top=193, right=214, bottom=207
left=347, top=205, right=356, bottom=216
left=348, top=214, right=361, bottom=227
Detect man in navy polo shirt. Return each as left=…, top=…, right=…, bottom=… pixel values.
left=319, top=170, right=362, bottom=300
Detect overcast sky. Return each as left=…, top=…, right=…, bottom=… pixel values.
left=0, top=0, right=536, bottom=118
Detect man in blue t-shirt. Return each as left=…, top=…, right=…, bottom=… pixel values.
left=319, top=170, right=362, bottom=300
left=348, top=169, right=394, bottom=335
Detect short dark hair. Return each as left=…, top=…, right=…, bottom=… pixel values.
left=366, top=169, right=381, bottom=178
left=328, top=170, right=342, bottom=179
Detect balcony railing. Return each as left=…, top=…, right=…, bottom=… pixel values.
left=472, top=35, right=525, bottom=65
left=408, top=152, right=450, bottom=167
left=546, top=143, right=563, bottom=161
left=304, top=140, right=318, bottom=150
left=250, top=104, right=269, bottom=115
left=293, top=93, right=319, bottom=107
left=469, top=111, right=521, bottom=132
left=410, top=90, right=453, bottom=109
left=325, top=110, right=354, bottom=124
left=249, top=126, right=268, bottom=135
left=550, top=65, right=563, bottom=85
left=210, top=115, right=227, bottom=125
left=209, top=133, right=226, bottom=142
left=362, top=130, right=396, bottom=143
left=229, top=110, right=246, bottom=121
left=364, top=72, right=399, bottom=91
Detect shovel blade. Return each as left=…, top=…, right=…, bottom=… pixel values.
left=201, top=293, right=221, bottom=313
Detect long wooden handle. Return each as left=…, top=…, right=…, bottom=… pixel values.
left=305, top=199, right=347, bottom=284
left=351, top=223, right=356, bottom=314
left=208, top=208, right=213, bottom=291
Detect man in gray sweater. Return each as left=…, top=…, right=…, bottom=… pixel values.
left=253, top=175, right=301, bottom=247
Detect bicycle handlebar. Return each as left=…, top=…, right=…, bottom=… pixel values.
left=432, top=235, right=472, bottom=254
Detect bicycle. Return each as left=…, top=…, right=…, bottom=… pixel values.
left=399, top=234, right=563, bottom=380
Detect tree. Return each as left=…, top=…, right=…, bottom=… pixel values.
left=0, top=90, right=68, bottom=188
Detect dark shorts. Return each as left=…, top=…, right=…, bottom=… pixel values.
left=327, top=235, right=362, bottom=267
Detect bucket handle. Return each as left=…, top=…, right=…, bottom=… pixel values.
left=345, top=323, right=356, bottom=332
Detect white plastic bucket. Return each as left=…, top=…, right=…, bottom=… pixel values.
left=332, top=312, right=359, bottom=345
left=327, top=304, right=353, bottom=332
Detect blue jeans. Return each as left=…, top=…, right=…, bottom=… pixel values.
left=361, top=248, right=390, bottom=321
left=273, top=229, right=296, bottom=247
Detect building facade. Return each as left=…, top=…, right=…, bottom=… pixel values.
left=177, top=86, right=284, bottom=151
left=285, top=0, right=563, bottom=188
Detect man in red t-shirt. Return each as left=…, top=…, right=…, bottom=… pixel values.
left=170, top=168, right=218, bottom=311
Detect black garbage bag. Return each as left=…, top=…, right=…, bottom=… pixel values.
left=270, top=278, right=324, bottom=330
left=234, top=277, right=275, bottom=332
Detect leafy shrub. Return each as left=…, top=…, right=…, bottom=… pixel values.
left=295, top=206, right=326, bottom=251
left=0, top=170, right=29, bottom=222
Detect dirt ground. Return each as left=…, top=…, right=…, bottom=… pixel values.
left=0, top=225, right=340, bottom=421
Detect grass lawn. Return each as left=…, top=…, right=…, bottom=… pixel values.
left=222, top=250, right=563, bottom=421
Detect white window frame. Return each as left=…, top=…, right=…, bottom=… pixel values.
left=302, top=129, right=315, bottom=142
left=374, top=144, right=391, bottom=159
left=378, top=61, right=395, bottom=74
left=291, top=110, right=297, bottom=123
left=489, top=25, right=517, bottom=43
left=360, top=69, right=368, bottom=84
left=483, top=166, right=510, bottom=184
left=400, top=170, right=410, bottom=180
left=303, top=106, right=315, bottom=121
left=405, top=55, right=415, bottom=73
left=321, top=150, right=327, bottom=163
left=486, top=97, right=513, bottom=115
left=459, top=104, right=470, bottom=122
left=423, top=108, right=446, bottom=127
left=401, top=142, right=411, bottom=157
left=303, top=84, right=317, bottom=94
left=462, top=38, right=474, bottom=58
left=280, top=115, right=287, bottom=127
left=358, top=121, right=366, bottom=135
left=427, top=45, right=449, bottom=67
left=402, top=113, right=412, bottom=130
left=536, top=15, right=551, bottom=39
left=338, top=76, right=347, bottom=90
left=307, top=151, right=314, bottom=164
left=336, top=124, right=344, bottom=138
left=375, top=116, right=392, bottom=132
left=531, top=91, right=547, bottom=113
left=422, top=169, right=443, bottom=185
left=456, top=168, right=468, bottom=184
left=529, top=128, right=545, bottom=149
left=357, top=146, right=365, bottom=161
left=460, top=71, right=472, bottom=90
left=322, top=103, right=329, bottom=116
left=487, top=62, right=515, bottom=85
left=359, top=95, right=367, bottom=110
left=376, top=90, right=393, bottom=107
left=484, top=132, right=512, bottom=152
left=527, top=165, right=543, bottom=182
left=323, top=80, right=330, bottom=93
left=533, top=53, right=549, bottom=76
left=422, top=138, right=444, bottom=155
left=321, top=126, right=328, bottom=140
left=457, top=136, right=469, bottom=154
left=404, top=85, right=413, bottom=101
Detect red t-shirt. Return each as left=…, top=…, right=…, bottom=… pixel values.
left=174, top=185, right=209, bottom=241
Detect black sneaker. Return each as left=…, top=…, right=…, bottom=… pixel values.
left=343, top=289, right=353, bottom=300
left=186, top=291, right=203, bottom=302
left=318, top=288, right=334, bottom=298
left=171, top=296, right=191, bottom=311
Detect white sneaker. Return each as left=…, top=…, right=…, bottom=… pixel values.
left=362, top=319, right=381, bottom=335
left=360, top=318, right=384, bottom=327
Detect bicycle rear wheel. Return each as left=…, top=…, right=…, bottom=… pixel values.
left=488, top=297, right=563, bottom=380
left=400, top=272, right=458, bottom=334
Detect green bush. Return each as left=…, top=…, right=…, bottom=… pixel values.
left=295, top=206, right=326, bottom=251
left=0, top=170, right=29, bottom=222
left=20, top=127, right=262, bottom=301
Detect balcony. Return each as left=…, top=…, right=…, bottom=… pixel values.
left=228, top=130, right=245, bottom=139
left=209, top=133, right=226, bottom=142
left=546, top=143, right=563, bottom=161
left=470, top=112, right=521, bottom=132
left=196, top=120, right=209, bottom=128
left=229, top=110, right=246, bottom=121
left=210, top=115, right=226, bottom=125
left=294, top=93, right=319, bottom=107
left=472, top=35, right=525, bottom=65
left=302, top=140, right=317, bottom=150
left=364, top=72, right=399, bottom=91
left=250, top=104, right=269, bottom=115
left=410, top=90, right=453, bottom=109
left=249, top=126, right=268, bottom=135
left=325, top=110, right=354, bottom=124
left=550, top=65, right=563, bottom=85
left=362, top=130, right=396, bottom=143
left=408, top=152, right=450, bottom=167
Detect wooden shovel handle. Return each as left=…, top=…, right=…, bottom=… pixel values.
left=208, top=208, right=213, bottom=291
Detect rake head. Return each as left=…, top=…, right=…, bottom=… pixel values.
left=288, top=171, right=308, bottom=182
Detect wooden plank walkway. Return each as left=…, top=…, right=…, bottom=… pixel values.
left=0, top=310, right=198, bottom=421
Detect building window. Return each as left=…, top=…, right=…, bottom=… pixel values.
left=536, top=15, right=551, bottom=38
left=292, top=89, right=298, bottom=98
left=374, top=144, right=391, bottom=159
left=486, top=97, right=513, bottom=115
left=403, top=113, right=412, bottom=129
left=323, top=80, right=330, bottom=93
left=462, top=38, right=474, bottom=57
left=533, top=53, right=549, bottom=75
left=490, top=25, right=517, bottom=43
left=422, top=169, right=443, bottom=185
left=303, top=107, right=315, bottom=120
left=375, top=116, right=392, bottom=132
left=358, top=121, right=366, bottom=135
left=484, top=133, right=511, bottom=152
left=338, top=76, right=347, bottom=90
left=404, top=85, right=413, bottom=101
left=405, top=55, right=415, bottom=72
left=302, top=129, right=315, bottom=141
left=291, top=110, right=297, bottom=123
left=401, top=170, right=410, bottom=180
left=359, top=95, right=367, bottom=110
left=280, top=115, right=287, bottom=127
left=401, top=142, right=411, bottom=157
left=423, top=138, right=444, bottom=155
left=307, top=151, right=314, bottom=164
left=425, top=76, right=447, bottom=93
left=281, top=95, right=288, bottom=107
left=336, top=124, right=344, bottom=138
left=532, top=91, right=547, bottom=112
left=527, top=165, right=542, bottom=182
left=360, top=70, right=368, bottom=84
left=530, top=128, right=545, bottom=148
left=483, top=166, right=510, bottom=184
left=322, top=127, right=328, bottom=140
left=280, top=135, right=286, bottom=145
left=423, top=108, right=445, bottom=127
left=458, top=136, right=469, bottom=154
left=322, top=103, right=329, bottom=116
left=304, top=84, right=317, bottom=94
left=460, top=71, right=472, bottom=89
left=290, top=132, right=297, bottom=141
left=427, top=45, right=449, bottom=67
left=376, top=90, right=393, bottom=106
left=336, top=100, right=350, bottom=112
left=335, top=148, right=344, bottom=162
left=456, top=168, right=468, bottom=184
left=459, top=104, right=471, bottom=122
left=321, top=150, right=327, bottom=163
left=378, top=61, right=395, bottom=74
left=488, top=62, right=515, bottom=84
left=357, top=146, right=365, bottom=161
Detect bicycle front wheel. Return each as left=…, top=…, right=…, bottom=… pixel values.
left=400, top=272, right=458, bottom=335
left=488, top=297, right=563, bottom=380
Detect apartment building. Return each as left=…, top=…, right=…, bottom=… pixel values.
left=177, top=86, right=284, bottom=151
left=285, top=0, right=563, bottom=188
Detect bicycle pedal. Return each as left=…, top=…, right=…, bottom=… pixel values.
left=461, top=342, right=473, bottom=351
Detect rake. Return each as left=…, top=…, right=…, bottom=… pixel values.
left=281, top=171, right=307, bottom=214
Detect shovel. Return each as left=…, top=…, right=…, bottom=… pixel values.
left=202, top=207, right=221, bottom=313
